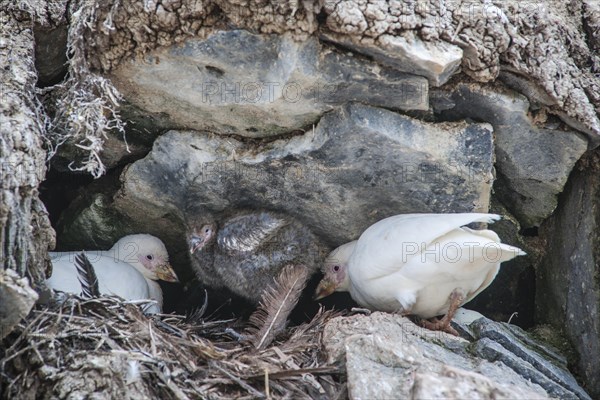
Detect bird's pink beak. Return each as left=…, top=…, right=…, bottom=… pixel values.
left=315, top=278, right=336, bottom=300
left=156, top=263, right=179, bottom=282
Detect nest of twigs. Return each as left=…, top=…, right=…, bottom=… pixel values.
left=0, top=295, right=345, bottom=399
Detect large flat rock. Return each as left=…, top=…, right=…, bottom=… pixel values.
left=538, top=149, right=600, bottom=398
left=109, top=30, right=428, bottom=137
left=322, top=312, right=591, bottom=399
left=114, top=103, right=493, bottom=246
left=323, top=312, right=548, bottom=400
left=321, top=31, right=462, bottom=86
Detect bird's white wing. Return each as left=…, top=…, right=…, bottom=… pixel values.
left=51, top=250, right=111, bottom=261
left=350, top=213, right=501, bottom=282
left=48, top=253, right=150, bottom=301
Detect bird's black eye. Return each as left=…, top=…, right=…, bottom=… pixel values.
left=146, top=254, right=153, bottom=260
left=333, top=265, right=340, bottom=272
left=205, top=228, right=211, bottom=234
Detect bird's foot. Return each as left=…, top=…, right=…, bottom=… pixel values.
left=419, top=289, right=465, bottom=336
left=350, top=307, right=372, bottom=315
left=419, top=317, right=459, bottom=336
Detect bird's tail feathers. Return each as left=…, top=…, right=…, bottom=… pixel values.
left=498, top=243, right=526, bottom=262
left=473, top=213, right=501, bottom=224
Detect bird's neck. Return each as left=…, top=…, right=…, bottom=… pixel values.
left=196, top=252, right=215, bottom=271
left=199, top=241, right=216, bottom=262
left=339, top=273, right=351, bottom=292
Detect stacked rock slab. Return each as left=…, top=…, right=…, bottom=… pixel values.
left=538, top=150, right=600, bottom=399
left=322, top=312, right=591, bottom=399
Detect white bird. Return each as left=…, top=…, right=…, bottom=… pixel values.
left=315, top=213, right=525, bottom=333
left=47, top=234, right=178, bottom=313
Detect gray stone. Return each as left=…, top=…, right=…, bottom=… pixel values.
left=471, top=339, right=581, bottom=400
left=323, top=312, right=591, bottom=400
left=410, top=366, right=548, bottom=400
left=0, top=269, right=38, bottom=340
left=56, top=192, right=133, bottom=250
left=109, top=30, right=428, bottom=138
left=432, top=82, right=589, bottom=227
left=321, top=31, right=463, bottom=86
left=500, top=323, right=568, bottom=369
left=471, top=319, right=590, bottom=399
left=538, top=149, right=600, bottom=399
left=498, top=71, right=557, bottom=109
left=451, top=308, right=484, bottom=340
left=454, top=308, right=486, bottom=325
left=322, top=312, right=550, bottom=400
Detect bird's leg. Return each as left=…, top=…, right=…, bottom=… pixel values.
left=419, top=289, right=464, bottom=336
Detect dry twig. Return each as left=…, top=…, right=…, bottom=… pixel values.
left=1, top=295, right=343, bottom=399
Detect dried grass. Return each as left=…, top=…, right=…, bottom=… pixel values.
left=0, top=295, right=344, bottom=399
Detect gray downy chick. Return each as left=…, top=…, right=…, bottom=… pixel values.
left=188, top=221, right=223, bottom=290
left=187, top=211, right=327, bottom=304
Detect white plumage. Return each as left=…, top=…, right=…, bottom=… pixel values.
left=316, top=213, right=525, bottom=319
left=47, top=234, right=178, bottom=313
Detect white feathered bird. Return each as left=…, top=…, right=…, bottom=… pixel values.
left=315, top=213, right=525, bottom=333
left=47, top=234, right=178, bottom=313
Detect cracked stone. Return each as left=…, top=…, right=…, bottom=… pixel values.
left=109, top=30, right=429, bottom=138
